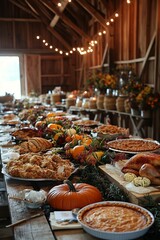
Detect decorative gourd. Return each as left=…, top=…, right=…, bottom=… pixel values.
left=47, top=180, right=102, bottom=210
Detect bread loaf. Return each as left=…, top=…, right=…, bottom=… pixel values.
left=11, top=128, right=40, bottom=140
left=19, top=137, right=52, bottom=153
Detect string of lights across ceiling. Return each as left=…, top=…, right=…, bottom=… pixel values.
left=36, top=0, right=132, bottom=56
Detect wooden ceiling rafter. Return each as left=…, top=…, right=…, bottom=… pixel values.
left=55, top=21, right=81, bottom=43
left=0, top=18, right=40, bottom=22
left=25, top=0, right=39, bottom=16
left=49, top=0, right=68, bottom=27
left=9, top=0, right=39, bottom=19
left=66, top=1, right=91, bottom=30
left=26, top=0, right=71, bottom=50
left=41, top=0, right=91, bottom=41
left=75, top=0, right=109, bottom=31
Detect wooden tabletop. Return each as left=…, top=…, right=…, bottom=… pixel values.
left=4, top=176, right=98, bottom=240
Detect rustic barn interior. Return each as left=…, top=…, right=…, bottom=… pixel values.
left=0, top=0, right=160, bottom=140
left=1, top=1, right=160, bottom=240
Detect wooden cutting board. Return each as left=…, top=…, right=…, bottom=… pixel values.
left=99, top=164, right=160, bottom=205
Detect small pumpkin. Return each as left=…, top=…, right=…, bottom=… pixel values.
left=47, top=180, right=102, bottom=210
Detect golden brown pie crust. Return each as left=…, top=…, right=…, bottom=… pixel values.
left=80, top=204, right=152, bottom=232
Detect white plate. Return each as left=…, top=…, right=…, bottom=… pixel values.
left=2, top=167, right=58, bottom=182
left=2, top=152, right=20, bottom=164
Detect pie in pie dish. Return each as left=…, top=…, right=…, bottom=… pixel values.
left=94, top=124, right=129, bottom=134
left=73, top=120, right=100, bottom=126
left=107, top=139, right=160, bottom=152
left=77, top=201, right=154, bottom=240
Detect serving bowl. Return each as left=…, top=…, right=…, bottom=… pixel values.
left=16, top=189, right=47, bottom=209
left=77, top=201, right=154, bottom=240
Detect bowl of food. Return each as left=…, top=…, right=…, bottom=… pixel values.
left=77, top=201, right=154, bottom=240
left=23, top=189, right=47, bottom=209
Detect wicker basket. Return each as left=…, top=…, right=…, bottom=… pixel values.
left=104, top=96, right=117, bottom=110
left=96, top=95, right=105, bottom=109
left=116, top=96, right=128, bottom=112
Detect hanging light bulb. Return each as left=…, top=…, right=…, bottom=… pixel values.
left=57, top=3, right=62, bottom=7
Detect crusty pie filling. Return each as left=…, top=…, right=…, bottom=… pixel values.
left=82, top=206, right=149, bottom=232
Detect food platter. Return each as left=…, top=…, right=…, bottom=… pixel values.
left=2, top=166, right=61, bottom=182
left=73, top=119, right=100, bottom=127
left=107, top=138, right=160, bottom=154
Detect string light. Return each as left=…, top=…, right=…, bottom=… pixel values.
left=36, top=1, right=131, bottom=56
left=58, top=0, right=72, bottom=7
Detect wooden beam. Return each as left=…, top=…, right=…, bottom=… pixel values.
left=0, top=18, right=40, bottom=22
left=41, top=0, right=91, bottom=41
left=9, top=0, right=38, bottom=19
left=50, top=0, right=68, bottom=27
left=75, top=0, right=108, bottom=31
left=25, top=0, right=39, bottom=15
left=26, top=0, right=71, bottom=50
left=139, top=30, right=156, bottom=78
left=101, top=43, right=108, bottom=67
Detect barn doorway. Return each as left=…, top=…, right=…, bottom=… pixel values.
left=0, top=56, right=21, bottom=99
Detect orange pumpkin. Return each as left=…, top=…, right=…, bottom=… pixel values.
left=47, top=180, right=102, bottom=210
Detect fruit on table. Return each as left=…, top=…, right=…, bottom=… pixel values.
left=47, top=123, right=63, bottom=130
left=80, top=135, right=92, bottom=146
left=70, top=145, right=87, bottom=160
left=35, top=120, right=47, bottom=129
left=47, top=180, right=103, bottom=210
left=86, top=151, right=105, bottom=164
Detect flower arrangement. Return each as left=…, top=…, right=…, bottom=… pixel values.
left=136, top=86, right=160, bottom=110
left=123, top=79, right=143, bottom=96
left=86, top=71, right=118, bottom=92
